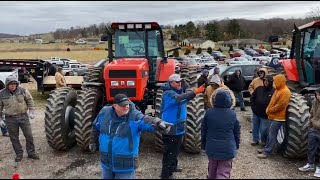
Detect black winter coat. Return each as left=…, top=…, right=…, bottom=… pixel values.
left=228, top=73, right=246, bottom=93
left=250, top=86, right=275, bottom=118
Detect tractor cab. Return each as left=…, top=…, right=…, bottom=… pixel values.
left=277, top=21, right=320, bottom=89
left=102, top=22, right=176, bottom=107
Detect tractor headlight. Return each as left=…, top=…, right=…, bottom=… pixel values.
left=127, top=81, right=135, bottom=86
left=111, top=81, right=119, bottom=86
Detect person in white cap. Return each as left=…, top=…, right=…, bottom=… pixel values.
left=160, top=74, right=205, bottom=179
left=205, top=74, right=235, bottom=109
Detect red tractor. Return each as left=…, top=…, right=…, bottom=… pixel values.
left=266, top=21, right=320, bottom=158
left=44, top=22, right=204, bottom=153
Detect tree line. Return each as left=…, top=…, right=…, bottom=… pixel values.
left=51, top=15, right=319, bottom=42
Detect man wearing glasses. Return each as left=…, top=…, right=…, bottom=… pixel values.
left=159, top=74, right=205, bottom=179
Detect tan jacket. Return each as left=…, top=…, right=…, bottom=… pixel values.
left=205, top=84, right=236, bottom=108
left=55, top=72, right=67, bottom=88
left=248, top=68, right=268, bottom=95
left=0, top=86, right=35, bottom=117
left=310, top=99, right=320, bottom=129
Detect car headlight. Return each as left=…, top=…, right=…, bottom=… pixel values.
left=127, top=81, right=135, bottom=86
left=111, top=81, right=119, bottom=86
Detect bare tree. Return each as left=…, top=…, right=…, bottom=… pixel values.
left=307, top=6, right=320, bottom=21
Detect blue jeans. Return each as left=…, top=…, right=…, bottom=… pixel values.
left=307, top=128, right=320, bottom=165
left=252, top=113, right=270, bottom=143
left=264, top=121, right=285, bottom=155
left=101, top=167, right=135, bottom=179
left=233, top=91, right=245, bottom=109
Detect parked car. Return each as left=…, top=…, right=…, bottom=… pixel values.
left=211, top=51, right=227, bottom=61
left=255, top=49, right=270, bottom=56
left=179, top=57, right=203, bottom=72
left=229, top=49, right=246, bottom=58
left=226, top=57, right=254, bottom=65
left=244, top=49, right=260, bottom=57
left=197, top=58, right=218, bottom=69
left=209, top=64, right=263, bottom=98
left=252, top=56, right=271, bottom=65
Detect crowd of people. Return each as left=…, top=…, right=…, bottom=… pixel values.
left=1, top=64, right=320, bottom=179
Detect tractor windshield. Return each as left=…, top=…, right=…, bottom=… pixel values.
left=114, top=30, right=162, bottom=58
left=301, top=27, right=320, bottom=84
left=303, top=27, right=320, bottom=59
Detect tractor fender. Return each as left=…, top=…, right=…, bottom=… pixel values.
left=299, top=86, right=320, bottom=95
left=280, top=59, right=299, bottom=81
left=156, top=58, right=176, bottom=82
left=81, top=82, right=105, bottom=88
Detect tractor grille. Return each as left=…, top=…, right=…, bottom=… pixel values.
left=110, top=88, right=136, bottom=97
left=109, top=70, right=136, bottom=78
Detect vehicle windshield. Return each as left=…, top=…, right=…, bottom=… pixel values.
left=114, top=30, right=161, bottom=58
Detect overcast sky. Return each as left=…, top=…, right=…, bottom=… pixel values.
left=1, top=1, right=319, bottom=35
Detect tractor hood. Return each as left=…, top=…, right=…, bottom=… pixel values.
left=104, top=58, right=149, bottom=80
left=107, top=58, right=149, bottom=68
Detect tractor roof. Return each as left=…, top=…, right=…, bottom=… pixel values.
left=111, top=22, right=161, bottom=30
left=297, top=20, right=320, bottom=31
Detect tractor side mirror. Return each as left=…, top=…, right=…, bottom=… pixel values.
left=161, top=57, right=168, bottom=64
left=101, top=35, right=108, bottom=41
left=269, top=35, right=279, bottom=43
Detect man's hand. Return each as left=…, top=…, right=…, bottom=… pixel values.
left=152, top=117, right=173, bottom=134
left=0, top=119, right=5, bottom=128
left=194, top=84, right=206, bottom=94
left=29, top=110, right=35, bottom=119
left=157, top=121, right=173, bottom=134
left=89, top=143, right=97, bottom=153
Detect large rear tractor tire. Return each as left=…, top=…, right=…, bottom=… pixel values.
left=154, top=89, right=165, bottom=153
left=74, top=88, right=104, bottom=151
left=277, top=93, right=310, bottom=158
left=181, top=67, right=199, bottom=88
left=183, top=94, right=205, bottom=153
left=44, top=87, right=77, bottom=151
left=83, top=67, right=104, bottom=85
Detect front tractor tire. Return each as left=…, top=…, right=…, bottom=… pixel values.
left=44, top=87, right=77, bottom=151
left=74, top=88, right=104, bottom=150
left=154, top=89, right=165, bottom=153
left=183, top=94, right=205, bottom=153
left=277, top=93, right=310, bottom=158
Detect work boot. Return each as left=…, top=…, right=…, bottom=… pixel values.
left=257, top=148, right=264, bottom=154
left=251, top=141, right=259, bottom=146
left=28, top=154, right=40, bottom=160
left=173, top=167, right=183, bottom=172
left=257, top=153, right=269, bottom=159
left=15, top=155, right=23, bottom=162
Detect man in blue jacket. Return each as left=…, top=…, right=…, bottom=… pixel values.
left=160, top=74, right=205, bottom=179
left=201, top=90, right=241, bottom=179
left=89, top=94, right=172, bottom=179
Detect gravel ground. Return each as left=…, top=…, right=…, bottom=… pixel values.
left=0, top=82, right=317, bottom=179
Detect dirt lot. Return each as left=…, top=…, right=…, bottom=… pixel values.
left=0, top=82, right=316, bottom=179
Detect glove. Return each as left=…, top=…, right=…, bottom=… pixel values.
left=157, top=121, right=173, bottom=134
left=194, top=84, right=206, bottom=94
left=29, top=110, right=35, bottom=119
left=152, top=118, right=173, bottom=134
left=89, top=143, right=97, bottom=153
left=0, top=119, right=5, bottom=128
